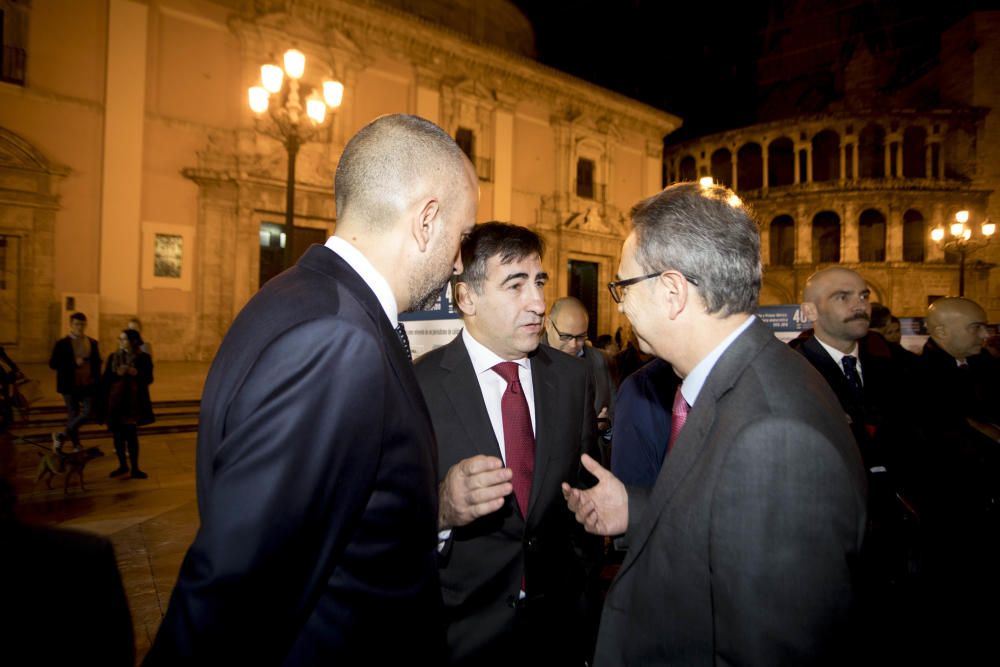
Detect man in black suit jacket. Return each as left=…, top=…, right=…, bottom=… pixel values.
left=564, top=182, right=868, bottom=665
left=414, top=223, right=602, bottom=666
left=797, top=267, right=925, bottom=661
left=145, top=115, right=477, bottom=665
left=49, top=312, right=101, bottom=452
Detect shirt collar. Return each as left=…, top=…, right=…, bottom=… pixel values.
left=814, top=335, right=860, bottom=368
left=681, top=315, right=755, bottom=407
left=325, top=235, right=398, bottom=326
left=462, top=328, right=530, bottom=376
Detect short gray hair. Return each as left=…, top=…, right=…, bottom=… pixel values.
left=630, top=182, right=761, bottom=316
left=334, top=114, right=468, bottom=231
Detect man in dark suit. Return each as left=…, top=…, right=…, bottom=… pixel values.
left=145, top=115, right=477, bottom=665
left=609, top=357, right=678, bottom=488
left=414, top=222, right=602, bottom=666
left=543, top=296, right=615, bottom=453
left=49, top=311, right=101, bottom=452
left=797, top=267, right=924, bottom=661
left=563, top=182, right=868, bottom=665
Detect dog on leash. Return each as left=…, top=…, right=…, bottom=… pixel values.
left=35, top=446, right=105, bottom=494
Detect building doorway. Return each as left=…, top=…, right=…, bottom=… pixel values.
left=567, top=259, right=598, bottom=343
left=259, top=222, right=328, bottom=287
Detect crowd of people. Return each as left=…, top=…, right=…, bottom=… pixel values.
left=4, top=114, right=998, bottom=665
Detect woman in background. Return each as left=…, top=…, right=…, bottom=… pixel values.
left=104, top=329, right=154, bottom=479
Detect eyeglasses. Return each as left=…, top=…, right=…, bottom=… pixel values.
left=607, top=271, right=700, bottom=304
left=551, top=321, right=588, bottom=344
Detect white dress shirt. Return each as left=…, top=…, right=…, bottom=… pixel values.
left=461, top=328, right=536, bottom=462
left=680, top=315, right=756, bottom=407
left=814, top=336, right=864, bottom=385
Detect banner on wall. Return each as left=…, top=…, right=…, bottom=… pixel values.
left=398, top=284, right=463, bottom=359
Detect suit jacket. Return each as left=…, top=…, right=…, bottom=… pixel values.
left=0, top=520, right=134, bottom=666
left=610, top=358, right=679, bottom=488
left=540, top=339, right=615, bottom=429
left=49, top=335, right=101, bottom=395
left=414, top=335, right=602, bottom=666
left=596, top=319, right=868, bottom=666
left=145, top=245, right=444, bottom=665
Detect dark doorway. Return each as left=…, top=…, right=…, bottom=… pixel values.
left=259, top=222, right=327, bottom=287
left=568, top=260, right=598, bottom=343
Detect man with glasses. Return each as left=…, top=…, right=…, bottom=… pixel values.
left=543, top=296, right=615, bottom=448
left=563, top=181, right=868, bottom=664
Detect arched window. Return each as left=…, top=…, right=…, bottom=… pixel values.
left=858, top=124, right=885, bottom=179
left=768, top=137, right=795, bottom=187
left=859, top=209, right=887, bottom=262
left=903, top=209, right=926, bottom=262
left=711, top=148, right=733, bottom=188
left=737, top=143, right=763, bottom=191
left=679, top=155, right=697, bottom=182
left=769, top=215, right=795, bottom=266
left=902, top=127, right=927, bottom=179
left=812, top=211, right=841, bottom=263
left=811, top=130, right=840, bottom=182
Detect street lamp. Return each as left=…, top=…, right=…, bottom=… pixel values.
left=930, top=209, right=995, bottom=296
left=248, top=49, right=344, bottom=269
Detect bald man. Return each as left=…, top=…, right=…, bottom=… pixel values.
left=798, top=268, right=925, bottom=660
left=918, top=298, right=1000, bottom=659
left=544, top=297, right=615, bottom=442
left=146, top=115, right=477, bottom=665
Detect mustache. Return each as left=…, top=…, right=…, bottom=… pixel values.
left=844, top=313, right=870, bottom=323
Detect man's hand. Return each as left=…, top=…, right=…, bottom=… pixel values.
left=439, top=455, right=513, bottom=531
left=562, top=454, right=628, bottom=536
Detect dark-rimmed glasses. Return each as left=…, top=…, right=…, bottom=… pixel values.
left=550, top=321, right=588, bottom=344
left=607, top=271, right=700, bottom=304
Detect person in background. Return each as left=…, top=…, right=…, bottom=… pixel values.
left=103, top=329, right=154, bottom=480
left=128, top=317, right=153, bottom=357
left=49, top=312, right=101, bottom=453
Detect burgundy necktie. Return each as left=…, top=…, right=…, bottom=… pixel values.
left=668, top=385, right=690, bottom=451
left=492, top=361, right=535, bottom=519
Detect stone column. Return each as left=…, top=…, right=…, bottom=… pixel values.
left=887, top=206, right=903, bottom=261
left=762, top=142, right=770, bottom=189
left=852, top=142, right=859, bottom=180
left=805, top=144, right=813, bottom=183
left=843, top=202, right=859, bottom=263
left=840, top=141, right=848, bottom=180
left=895, top=137, right=904, bottom=178
left=492, top=98, right=515, bottom=221
left=927, top=203, right=946, bottom=261
left=99, top=0, right=148, bottom=317
left=795, top=203, right=811, bottom=263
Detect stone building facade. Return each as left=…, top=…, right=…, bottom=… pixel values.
left=664, top=11, right=1000, bottom=320
left=0, top=0, right=679, bottom=361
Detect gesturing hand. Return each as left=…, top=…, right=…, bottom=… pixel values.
left=439, top=455, right=513, bottom=531
left=562, top=454, right=628, bottom=536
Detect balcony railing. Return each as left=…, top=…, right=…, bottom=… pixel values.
left=1, top=46, right=26, bottom=85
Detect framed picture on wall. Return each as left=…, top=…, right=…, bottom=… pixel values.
left=142, top=222, right=195, bottom=291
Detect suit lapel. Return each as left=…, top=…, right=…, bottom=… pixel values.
left=526, top=346, right=557, bottom=524
left=614, top=320, right=772, bottom=579
left=439, top=336, right=503, bottom=459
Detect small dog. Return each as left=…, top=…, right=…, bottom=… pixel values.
left=35, top=446, right=105, bottom=494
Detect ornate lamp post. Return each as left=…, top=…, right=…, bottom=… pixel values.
left=930, top=209, right=995, bottom=296
left=248, top=49, right=344, bottom=269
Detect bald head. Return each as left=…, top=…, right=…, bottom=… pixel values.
left=547, top=296, right=589, bottom=356
left=801, top=267, right=871, bottom=352
left=927, top=297, right=989, bottom=361
left=334, top=114, right=472, bottom=232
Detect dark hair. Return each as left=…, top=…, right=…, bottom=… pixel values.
left=630, top=182, right=761, bottom=316
left=122, top=328, right=144, bottom=350
left=456, top=222, right=545, bottom=294
left=869, top=303, right=891, bottom=329
left=69, top=312, right=87, bottom=323
left=334, top=114, right=468, bottom=231
left=595, top=334, right=613, bottom=349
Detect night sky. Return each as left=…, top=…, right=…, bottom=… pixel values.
left=513, top=0, right=999, bottom=143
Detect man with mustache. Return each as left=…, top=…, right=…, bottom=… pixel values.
left=414, top=222, right=603, bottom=666
left=146, top=115, right=477, bottom=665
left=797, top=266, right=925, bottom=661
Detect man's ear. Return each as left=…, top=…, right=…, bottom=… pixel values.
left=801, top=302, right=818, bottom=323
left=455, top=281, right=476, bottom=316
left=658, top=271, right=687, bottom=320
left=411, top=198, right=441, bottom=253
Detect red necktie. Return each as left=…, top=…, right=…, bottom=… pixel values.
left=492, top=362, right=535, bottom=519
left=668, top=385, right=690, bottom=451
